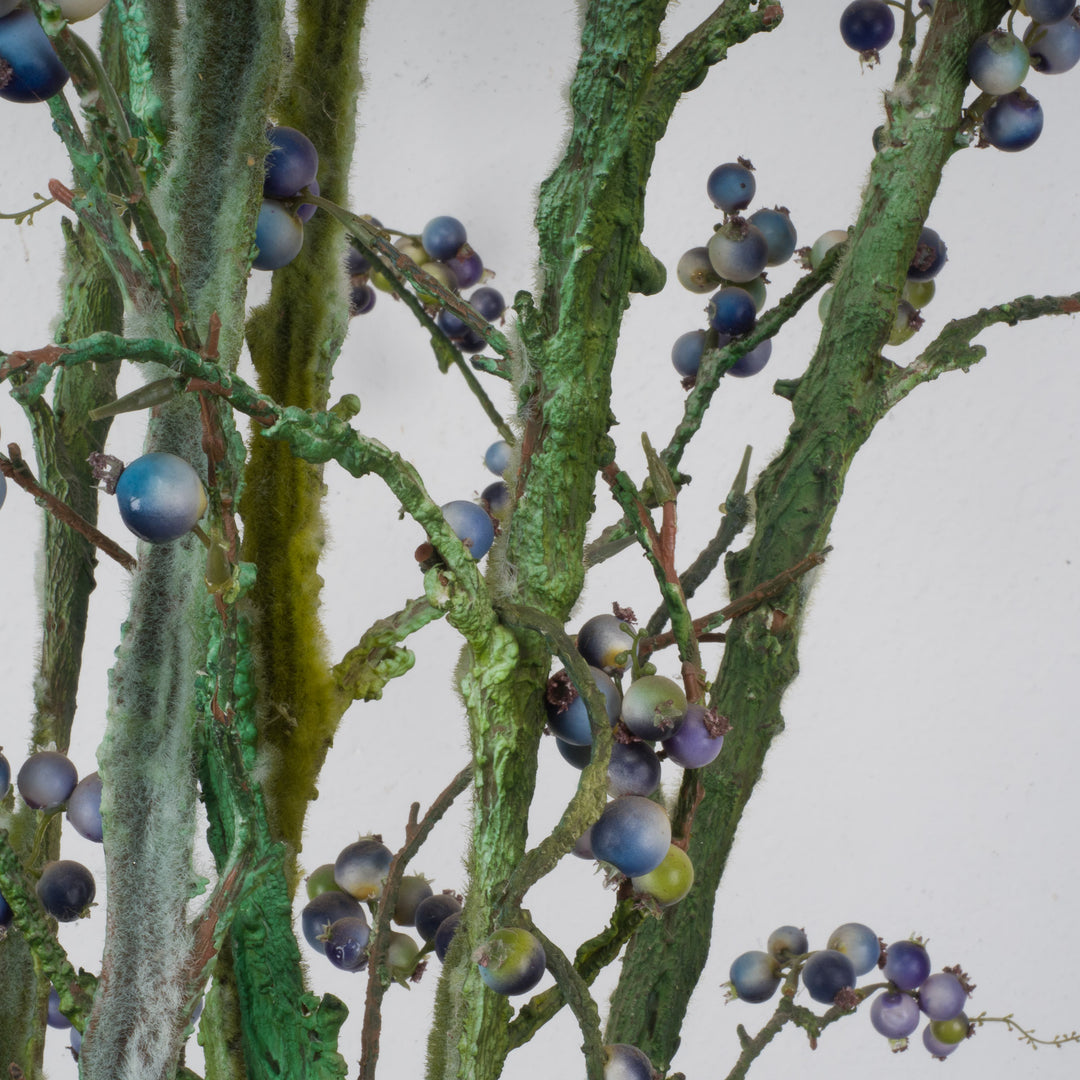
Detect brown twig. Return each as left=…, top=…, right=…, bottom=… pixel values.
left=0, top=443, right=137, bottom=572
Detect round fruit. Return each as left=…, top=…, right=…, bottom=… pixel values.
left=671, top=330, right=707, bottom=378
left=923, top=1023, right=960, bottom=1058
left=707, top=287, right=756, bottom=336
left=809, top=229, right=848, bottom=269
left=58, top=0, right=110, bottom=20
left=475, top=927, right=546, bottom=996
left=766, top=925, right=809, bottom=961
left=0, top=889, right=12, bottom=929
left=590, top=795, right=672, bottom=877
left=263, top=125, right=319, bottom=200
left=620, top=674, right=687, bottom=741
left=827, top=923, right=880, bottom=975
left=414, top=892, right=462, bottom=942
left=0, top=10, right=70, bottom=103
left=676, top=247, right=720, bottom=293
left=870, top=990, right=921, bottom=1038
left=802, top=949, right=856, bottom=1004
left=36, top=860, right=95, bottom=922
left=334, top=837, right=393, bottom=901
left=349, top=283, right=376, bottom=315
left=545, top=665, right=621, bottom=746
left=662, top=703, right=725, bottom=769
left=440, top=500, right=495, bottom=560
left=446, top=249, right=483, bottom=289
left=66, top=771, right=103, bottom=842
left=555, top=736, right=593, bottom=769
left=929, top=1012, right=970, bottom=1045
left=606, top=740, right=662, bottom=799
left=728, top=337, right=772, bottom=378
left=967, top=30, right=1030, bottom=94
left=115, top=453, right=207, bottom=543
left=1025, top=12, right=1080, bottom=74
left=0, top=750, right=10, bottom=798
left=481, top=481, right=510, bottom=515
left=347, top=243, right=371, bottom=277
left=903, top=278, right=935, bottom=308
left=1026, top=0, right=1076, bottom=22
left=469, top=286, right=506, bottom=321
left=304, top=863, right=339, bottom=899
left=982, top=89, right=1044, bottom=151
left=434, top=911, right=461, bottom=962
left=748, top=207, right=798, bottom=265
left=421, top=216, right=468, bottom=261
left=603, top=1043, right=654, bottom=1080
left=385, top=931, right=421, bottom=978
left=707, top=220, right=769, bottom=283
left=889, top=300, right=920, bottom=346
left=839, top=0, right=895, bottom=53
left=47, top=988, right=69, bottom=1029
left=919, top=971, right=968, bottom=1021
left=883, top=940, right=931, bottom=990
left=296, top=177, right=319, bottom=223
left=393, top=874, right=434, bottom=926
left=729, top=950, right=781, bottom=1003
left=324, top=915, right=370, bottom=971
left=631, top=843, right=694, bottom=907
left=577, top=613, right=635, bottom=673
left=300, top=891, right=364, bottom=951
left=17, top=751, right=78, bottom=810
left=484, top=440, right=512, bottom=475
left=253, top=200, right=304, bottom=270
left=907, top=226, right=947, bottom=281
left=706, top=162, right=755, bottom=213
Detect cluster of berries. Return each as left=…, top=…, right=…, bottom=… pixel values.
left=672, top=159, right=796, bottom=385
left=0, top=748, right=101, bottom=933
left=841, top=0, right=1080, bottom=152
left=547, top=612, right=727, bottom=909
left=729, top=922, right=976, bottom=1059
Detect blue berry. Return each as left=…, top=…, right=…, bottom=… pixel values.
left=263, top=126, right=319, bottom=200
left=606, top=740, right=662, bottom=798
left=440, top=500, right=495, bottom=560
left=469, top=286, right=506, bottom=321
left=115, top=453, right=207, bottom=543
left=706, top=162, right=755, bottom=213
left=767, top=925, right=809, bottom=961
left=296, top=177, right=319, bottom=223
left=577, top=613, right=635, bottom=673
left=445, top=248, right=483, bottom=290
left=707, top=220, right=769, bottom=283
left=883, top=940, right=931, bottom=991
left=839, top=1, right=895, bottom=53
left=334, top=837, right=393, bottom=901
left=253, top=200, right=304, bottom=270
left=983, top=89, right=1044, bottom=151
left=802, top=949, right=856, bottom=1004
left=17, top=751, right=78, bottom=810
left=620, top=674, right=687, bottom=741
left=729, top=950, right=781, bottom=1003
left=555, top=736, right=593, bottom=769
left=603, top=1044, right=654, bottom=1080
left=590, top=795, right=672, bottom=877
left=663, top=703, right=725, bottom=768
left=0, top=889, right=12, bottom=929
left=66, top=771, right=103, bottom=843
left=300, top=891, right=364, bottom=951
left=870, top=990, right=921, bottom=1038
left=483, top=440, right=512, bottom=475
left=434, top=911, right=461, bottom=962
left=671, top=330, right=707, bottom=378
left=0, top=750, right=10, bottom=799
left=1025, top=12, right=1080, bottom=74
left=415, top=892, right=462, bottom=943
left=324, top=915, right=371, bottom=971
left=47, top=988, right=70, bottom=1029
left=36, top=860, right=95, bottom=922
left=480, top=481, right=511, bottom=515
left=1026, top=0, right=1077, bottom=23
left=0, top=9, right=70, bottom=103
left=475, top=927, right=546, bottom=996
left=707, top=287, right=756, bottom=336
left=907, top=226, right=947, bottom=282
left=918, top=971, right=968, bottom=1021
left=827, top=922, right=880, bottom=975
left=347, top=243, right=371, bottom=277
left=349, top=283, right=376, bottom=316
left=748, top=207, right=798, bottom=266
left=967, top=30, right=1030, bottom=94
left=728, top=338, right=772, bottom=378
left=421, top=216, right=468, bottom=261
left=545, top=665, right=621, bottom=746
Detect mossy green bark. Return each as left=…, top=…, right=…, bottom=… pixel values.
left=604, top=2, right=1011, bottom=1069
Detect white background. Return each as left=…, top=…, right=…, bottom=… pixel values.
left=1, top=2, right=1078, bottom=1079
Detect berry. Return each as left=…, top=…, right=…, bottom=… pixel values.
left=707, top=220, right=769, bottom=283
left=903, top=278, right=935, bottom=308
left=0, top=749, right=10, bottom=798
left=0, top=889, right=12, bottom=929
left=577, top=613, right=635, bottom=674
left=300, top=891, right=364, bottom=951
left=729, top=950, right=781, bottom=1003
left=671, top=330, right=708, bottom=378
left=296, top=177, right=319, bottom=223
left=349, top=283, right=376, bottom=316
left=839, top=1, right=895, bottom=54
left=347, top=243, right=371, bottom=277
left=263, top=126, right=318, bottom=200
left=883, top=940, right=931, bottom=991
left=386, top=930, right=421, bottom=977
left=433, top=911, right=461, bottom=962
left=475, top=927, right=546, bottom=996
left=810, top=229, right=848, bottom=268
left=802, top=949, right=856, bottom=1004
left=304, top=863, right=339, bottom=899
left=445, top=248, right=483, bottom=290
left=766, top=925, right=809, bottom=961
left=889, top=300, right=921, bottom=346
left=115, top=453, right=207, bottom=543
left=393, top=875, right=434, bottom=926
left=555, top=736, right=593, bottom=769
left=0, top=10, right=70, bottom=103
left=590, top=795, right=672, bottom=877
left=603, top=1043, right=654, bottom=1080
left=66, top=771, right=103, bottom=842
left=827, top=923, right=880, bottom=975
left=982, top=89, right=1044, bottom=151
left=334, top=837, right=393, bottom=901
left=728, top=337, right=772, bottom=378
left=1025, top=12, right=1080, bottom=74
left=324, top=915, right=371, bottom=971
left=676, top=247, right=720, bottom=294
left=47, top=988, right=70, bottom=1029
left=483, top=440, right=512, bottom=475
left=707, top=287, right=756, bottom=336
left=36, top=860, right=96, bottom=922
left=631, top=843, right=694, bottom=907
left=414, top=892, right=462, bottom=942
left=658, top=703, right=726, bottom=769
left=919, top=971, right=968, bottom=1021
left=929, top=1012, right=970, bottom=1045
left=907, top=226, right=947, bottom=281
left=253, top=200, right=304, bottom=270
left=967, top=30, right=1030, bottom=94
left=469, top=286, right=506, bottom=321
left=620, top=674, right=687, bottom=741
left=923, top=1023, right=960, bottom=1058
left=747, top=207, right=798, bottom=266
left=421, top=216, right=468, bottom=261
left=440, top=500, right=495, bottom=560
left=706, top=162, right=755, bottom=213
left=17, top=751, right=78, bottom=810
left=1026, top=0, right=1077, bottom=22
left=481, top=481, right=511, bottom=515
left=545, top=665, right=621, bottom=746
left=870, top=990, right=921, bottom=1038
left=606, top=740, right=662, bottom=798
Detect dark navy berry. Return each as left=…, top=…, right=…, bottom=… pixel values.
left=434, top=911, right=461, bottom=962
left=983, top=89, right=1044, bottom=151
left=839, top=1, right=895, bottom=53
left=1025, top=12, right=1080, bottom=74
left=445, top=248, right=483, bottom=290
left=728, top=338, right=772, bottom=378
left=300, top=891, right=364, bottom=951
left=480, top=481, right=511, bottom=515
left=603, top=1043, right=654, bottom=1080
left=707, top=287, right=756, bottom=336
left=483, top=440, right=512, bottom=475
left=883, top=940, right=931, bottom=991
left=253, top=200, right=304, bottom=271
left=802, top=949, right=856, bottom=1004
left=415, top=892, right=462, bottom=943
left=0, top=889, right=12, bottom=929
left=748, top=207, right=798, bottom=266
left=264, top=126, right=318, bottom=199
left=0, top=10, right=70, bottom=103
left=706, top=162, right=755, bottom=213
left=47, top=988, right=70, bottom=1029
left=545, top=665, right=621, bottom=746
left=421, top=216, right=467, bottom=261
left=469, top=286, right=506, bottom=321
left=908, top=227, right=947, bottom=282
left=324, top=915, right=371, bottom=971
left=1026, top=0, right=1076, bottom=23
left=606, top=740, right=662, bottom=798
left=36, top=860, right=96, bottom=922
left=671, top=330, right=707, bottom=378
left=0, top=750, right=10, bottom=799
left=349, top=283, right=376, bottom=316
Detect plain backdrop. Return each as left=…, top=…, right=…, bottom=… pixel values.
left=1, top=2, right=1078, bottom=1079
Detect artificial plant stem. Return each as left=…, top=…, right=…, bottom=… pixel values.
left=605, top=2, right=1012, bottom=1068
